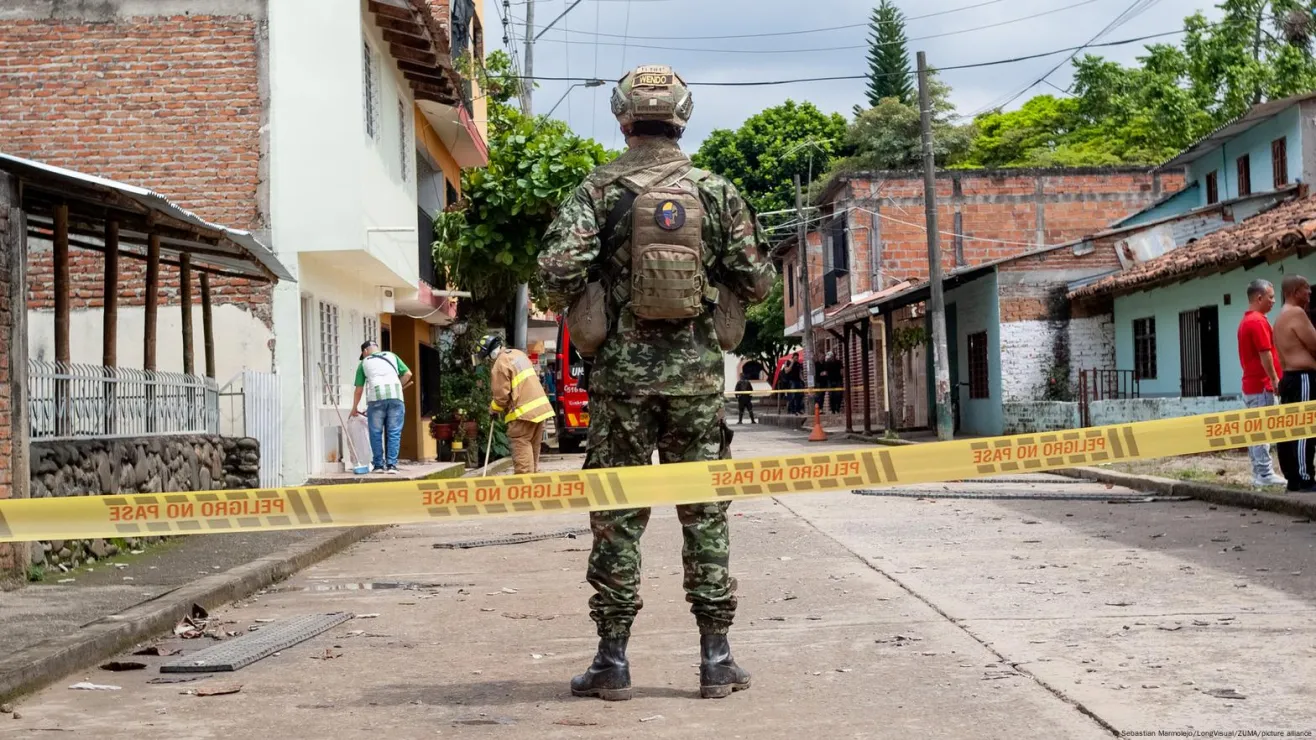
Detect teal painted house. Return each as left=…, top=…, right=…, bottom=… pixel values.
left=1071, top=92, right=1316, bottom=410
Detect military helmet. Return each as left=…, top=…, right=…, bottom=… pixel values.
left=611, top=64, right=694, bottom=130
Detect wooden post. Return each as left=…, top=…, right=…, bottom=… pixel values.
left=180, top=253, right=194, bottom=376
left=201, top=271, right=216, bottom=379
left=144, top=233, right=160, bottom=371
left=883, top=310, right=898, bottom=432
left=862, top=321, right=873, bottom=435
left=145, top=232, right=160, bottom=433
left=53, top=203, right=70, bottom=437
left=102, top=220, right=119, bottom=368
left=103, top=219, right=119, bottom=435
left=843, top=323, right=854, bottom=434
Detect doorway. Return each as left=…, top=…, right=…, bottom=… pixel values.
left=1179, top=305, right=1221, bottom=397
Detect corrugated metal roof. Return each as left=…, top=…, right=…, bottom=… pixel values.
left=1155, top=91, right=1316, bottom=172
left=0, top=151, right=293, bottom=282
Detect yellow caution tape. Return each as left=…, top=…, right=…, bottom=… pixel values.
left=0, top=402, right=1311, bottom=543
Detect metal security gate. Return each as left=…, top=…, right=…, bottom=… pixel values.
left=219, top=370, right=282, bottom=488
left=1179, top=307, right=1221, bottom=398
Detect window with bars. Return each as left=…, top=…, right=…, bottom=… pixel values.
left=319, top=301, right=341, bottom=406
left=364, top=315, right=379, bottom=346
left=1273, top=137, right=1288, bottom=188
left=363, top=40, right=379, bottom=140
left=1237, top=154, right=1251, bottom=196
left=398, top=97, right=409, bottom=181
left=1205, top=171, right=1219, bottom=204
left=1133, top=317, right=1156, bottom=380
left=967, top=331, right=989, bottom=400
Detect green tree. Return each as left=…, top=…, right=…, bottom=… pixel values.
left=434, top=51, right=614, bottom=316
left=692, top=100, right=849, bottom=216
left=694, top=102, right=844, bottom=369
left=836, top=75, right=973, bottom=172
left=971, top=0, right=1316, bottom=167
left=737, top=277, right=798, bottom=375
left=865, top=0, right=915, bottom=108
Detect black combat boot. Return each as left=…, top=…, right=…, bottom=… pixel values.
left=699, top=634, right=751, bottom=699
left=570, top=637, right=632, bottom=701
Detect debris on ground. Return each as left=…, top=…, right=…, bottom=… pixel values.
left=502, top=613, right=554, bottom=621
left=555, top=719, right=599, bottom=727
left=68, top=682, right=121, bottom=691
left=356, top=613, right=380, bottom=619
left=1205, top=688, right=1247, bottom=700
left=1104, top=601, right=1134, bottom=607
left=133, top=645, right=181, bottom=657
left=639, top=715, right=664, bottom=722
left=311, top=650, right=343, bottom=661
left=147, top=675, right=212, bottom=685
left=0, top=703, right=12, bottom=714
left=99, top=661, right=147, bottom=672
left=187, top=684, right=243, bottom=697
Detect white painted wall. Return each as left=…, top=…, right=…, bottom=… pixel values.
left=1069, top=315, right=1115, bottom=385
left=27, top=305, right=273, bottom=381
left=999, top=321, right=1061, bottom=402
left=266, top=0, right=428, bottom=483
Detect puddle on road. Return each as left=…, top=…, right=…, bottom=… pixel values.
left=263, top=581, right=473, bottom=594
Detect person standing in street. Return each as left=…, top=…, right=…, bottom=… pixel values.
left=540, top=64, right=774, bottom=701
left=1272, top=275, right=1316, bottom=492
left=350, top=340, right=413, bottom=474
left=479, top=334, right=553, bottom=474
left=734, top=369, right=756, bottom=425
left=1237, top=279, right=1286, bottom=487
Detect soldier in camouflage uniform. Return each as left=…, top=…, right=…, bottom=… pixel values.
left=539, top=64, right=774, bottom=701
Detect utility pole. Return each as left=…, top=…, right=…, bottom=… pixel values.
left=512, top=0, right=535, bottom=350
left=917, top=51, right=953, bottom=441
left=794, top=174, right=815, bottom=391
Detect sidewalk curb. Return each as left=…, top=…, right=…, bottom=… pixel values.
left=0, top=524, right=385, bottom=703
left=1054, top=467, right=1316, bottom=518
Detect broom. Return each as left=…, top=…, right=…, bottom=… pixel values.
left=317, top=362, right=370, bottom=475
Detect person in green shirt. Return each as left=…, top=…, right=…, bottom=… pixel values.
left=350, top=340, right=413, bottom=473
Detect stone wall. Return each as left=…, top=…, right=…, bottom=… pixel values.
left=1002, top=402, right=1081, bottom=435
left=27, top=435, right=259, bottom=572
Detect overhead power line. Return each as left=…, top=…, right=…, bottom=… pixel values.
left=523, top=0, right=1103, bottom=53
left=514, top=28, right=1192, bottom=88
left=515, top=0, right=1012, bottom=41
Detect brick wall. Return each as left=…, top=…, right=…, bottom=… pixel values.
left=1002, top=401, right=1080, bottom=435
left=0, top=14, right=272, bottom=325
left=835, top=168, right=1179, bottom=283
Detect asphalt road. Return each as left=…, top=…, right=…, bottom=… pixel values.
left=5, top=425, right=1314, bottom=739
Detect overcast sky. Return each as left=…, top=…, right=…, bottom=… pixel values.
left=492, top=0, right=1222, bottom=149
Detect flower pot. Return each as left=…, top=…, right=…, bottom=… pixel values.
left=432, top=422, right=456, bottom=442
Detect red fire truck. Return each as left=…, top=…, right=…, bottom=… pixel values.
left=553, top=318, right=589, bottom=453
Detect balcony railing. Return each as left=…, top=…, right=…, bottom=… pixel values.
left=29, top=360, right=219, bottom=440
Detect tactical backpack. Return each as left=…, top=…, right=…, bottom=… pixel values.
left=566, top=155, right=746, bottom=356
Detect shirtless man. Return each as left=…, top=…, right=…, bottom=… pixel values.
left=1272, top=275, right=1316, bottom=491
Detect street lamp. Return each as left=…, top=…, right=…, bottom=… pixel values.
left=544, top=79, right=606, bottom=120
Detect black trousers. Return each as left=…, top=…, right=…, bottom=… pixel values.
left=1277, top=370, right=1316, bottom=489
left=737, top=398, right=756, bottom=424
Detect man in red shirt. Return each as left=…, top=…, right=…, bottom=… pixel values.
left=1238, top=278, right=1286, bottom=487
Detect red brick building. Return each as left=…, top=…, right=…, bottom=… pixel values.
left=774, top=166, right=1183, bottom=432
left=0, top=10, right=272, bottom=324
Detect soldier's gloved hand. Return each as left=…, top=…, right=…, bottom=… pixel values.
left=490, top=410, right=500, bottom=421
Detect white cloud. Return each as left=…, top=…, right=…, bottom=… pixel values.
left=495, top=0, right=1220, bottom=148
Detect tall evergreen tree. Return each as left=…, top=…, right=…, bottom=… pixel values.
left=865, top=0, right=915, bottom=108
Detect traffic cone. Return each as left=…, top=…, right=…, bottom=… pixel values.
left=808, top=401, right=829, bottom=442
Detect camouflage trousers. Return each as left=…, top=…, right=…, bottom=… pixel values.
left=583, top=393, right=737, bottom=638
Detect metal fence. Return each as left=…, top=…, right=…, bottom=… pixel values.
left=29, top=361, right=219, bottom=440
left=219, top=370, right=282, bottom=488
left=1077, top=369, right=1140, bottom=427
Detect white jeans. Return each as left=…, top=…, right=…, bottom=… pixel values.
left=1243, top=391, right=1277, bottom=477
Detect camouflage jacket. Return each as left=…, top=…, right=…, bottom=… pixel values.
left=539, top=137, right=774, bottom=397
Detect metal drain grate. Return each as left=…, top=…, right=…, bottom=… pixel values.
left=161, top=612, right=353, bottom=673
left=432, top=527, right=591, bottom=550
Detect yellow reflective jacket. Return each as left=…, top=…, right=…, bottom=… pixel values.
left=490, top=349, right=554, bottom=424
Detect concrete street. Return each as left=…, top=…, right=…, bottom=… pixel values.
left=5, top=425, right=1315, bottom=739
